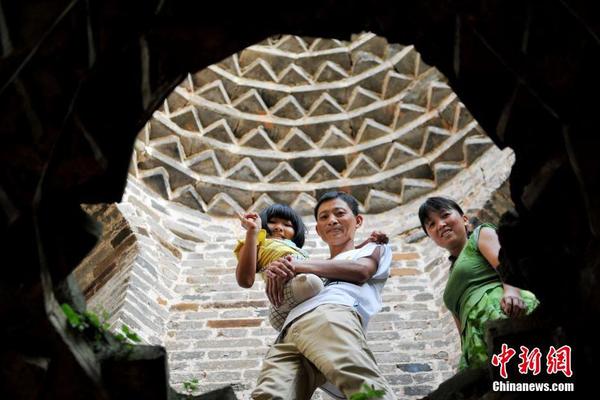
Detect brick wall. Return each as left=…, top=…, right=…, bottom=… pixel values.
left=74, top=144, right=514, bottom=398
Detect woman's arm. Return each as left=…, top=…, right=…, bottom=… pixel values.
left=453, top=314, right=461, bottom=333
left=478, top=227, right=527, bottom=317
left=235, top=213, right=261, bottom=288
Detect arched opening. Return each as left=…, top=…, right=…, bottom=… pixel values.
left=75, top=33, right=515, bottom=398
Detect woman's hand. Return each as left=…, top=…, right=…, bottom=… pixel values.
left=501, top=286, right=527, bottom=317
left=238, top=212, right=261, bottom=232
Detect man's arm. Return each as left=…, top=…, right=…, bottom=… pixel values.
left=264, top=246, right=383, bottom=306
left=266, top=246, right=383, bottom=285
left=294, top=253, right=379, bottom=284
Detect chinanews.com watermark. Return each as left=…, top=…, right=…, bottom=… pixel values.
left=490, top=344, right=575, bottom=392
left=492, top=381, right=574, bottom=392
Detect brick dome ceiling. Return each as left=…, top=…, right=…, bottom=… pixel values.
left=131, top=33, right=494, bottom=215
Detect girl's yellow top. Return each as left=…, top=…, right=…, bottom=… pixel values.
left=233, top=229, right=308, bottom=271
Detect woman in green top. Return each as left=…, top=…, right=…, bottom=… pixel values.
left=418, top=197, right=539, bottom=370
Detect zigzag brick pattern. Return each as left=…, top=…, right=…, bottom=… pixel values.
left=131, top=33, right=494, bottom=216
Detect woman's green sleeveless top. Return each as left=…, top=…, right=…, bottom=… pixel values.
left=443, top=223, right=502, bottom=332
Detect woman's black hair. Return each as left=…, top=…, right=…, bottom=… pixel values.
left=259, top=204, right=307, bottom=248
left=418, top=197, right=465, bottom=236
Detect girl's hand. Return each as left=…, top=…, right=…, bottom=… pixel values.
left=501, top=287, right=527, bottom=317
left=266, top=275, right=285, bottom=307
left=265, top=256, right=295, bottom=307
left=237, top=212, right=261, bottom=232
left=369, top=230, right=389, bottom=244
left=264, top=256, right=295, bottom=280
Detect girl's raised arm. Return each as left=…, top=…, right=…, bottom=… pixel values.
left=236, top=213, right=261, bottom=288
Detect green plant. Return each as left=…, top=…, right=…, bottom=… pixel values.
left=61, top=303, right=142, bottom=352
left=350, top=384, right=386, bottom=400
left=61, top=304, right=110, bottom=342
left=114, top=324, right=142, bottom=344
left=182, top=378, right=199, bottom=394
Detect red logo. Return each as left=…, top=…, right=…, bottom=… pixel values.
left=491, top=343, right=516, bottom=379
left=492, top=344, right=573, bottom=379
left=518, top=346, right=542, bottom=375
left=547, top=345, right=573, bottom=377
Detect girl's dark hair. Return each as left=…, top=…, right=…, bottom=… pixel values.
left=418, top=197, right=465, bottom=235
left=259, top=204, right=307, bottom=248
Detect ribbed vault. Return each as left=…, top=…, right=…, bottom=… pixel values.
left=131, top=33, right=494, bottom=216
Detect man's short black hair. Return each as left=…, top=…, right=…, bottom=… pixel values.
left=259, top=203, right=307, bottom=248
left=418, top=196, right=465, bottom=235
left=313, top=191, right=360, bottom=219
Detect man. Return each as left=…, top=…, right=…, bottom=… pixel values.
left=251, top=191, right=396, bottom=400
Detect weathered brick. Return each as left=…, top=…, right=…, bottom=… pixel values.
left=375, top=352, right=411, bottom=364
left=207, top=350, right=242, bottom=359
left=370, top=312, right=403, bottom=323
left=167, top=320, right=204, bottom=330
left=409, top=311, right=439, bottom=320
left=204, top=371, right=241, bottom=381
left=194, top=359, right=258, bottom=370
left=367, top=331, right=400, bottom=341
left=193, top=338, right=263, bottom=349
left=170, top=351, right=206, bottom=361
left=393, top=303, right=429, bottom=311
left=181, top=294, right=212, bottom=301
left=183, top=311, right=219, bottom=320
left=207, top=319, right=262, bottom=328
left=215, top=329, right=248, bottom=338
left=211, top=292, right=249, bottom=301
left=404, top=385, right=434, bottom=396
left=369, top=342, right=393, bottom=352
left=384, top=374, right=413, bottom=385
left=200, top=300, right=267, bottom=309
left=392, top=252, right=420, bottom=261
left=413, top=373, right=436, bottom=383
left=243, top=369, right=261, bottom=381
left=397, top=363, right=432, bottom=373
left=413, top=293, right=434, bottom=301
left=164, top=340, right=192, bottom=351
left=390, top=267, right=421, bottom=277
left=171, top=303, right=199, bottom=312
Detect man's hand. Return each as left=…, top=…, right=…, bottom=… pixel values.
left=500, top=286, right=527, bottom=317
left=237, top=212, right=261, bottom=232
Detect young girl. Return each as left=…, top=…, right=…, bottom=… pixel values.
left=234, top=203, right=386, bottom=331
